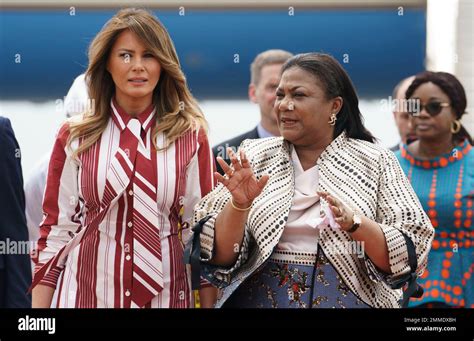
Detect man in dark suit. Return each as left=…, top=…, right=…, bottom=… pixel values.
left=0, top=117, right=32, bottom=307
left=213, top=49, right=293, bottom=174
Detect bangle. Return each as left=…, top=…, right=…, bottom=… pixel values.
left=230, top=198, right=252, bottom=211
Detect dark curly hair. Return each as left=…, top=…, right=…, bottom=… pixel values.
left=405, top=71, right=472, bottom=145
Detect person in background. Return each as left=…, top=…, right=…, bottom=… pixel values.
left=63, top=74, right=89, bottom=118
left=0, top=117, right=32, bottom=307
left=212, top=49, right=293, bottom=174
left=395, top=71, right=473, bottom=308
left=390, top=76, right=417, bottom=151
left=25, top=73, right=88, bottom=247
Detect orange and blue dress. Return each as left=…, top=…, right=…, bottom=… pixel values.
left=395, top=140, right=474, bottom=307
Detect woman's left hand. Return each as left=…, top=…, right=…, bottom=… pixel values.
left=317, top=191, right=355, bottom=231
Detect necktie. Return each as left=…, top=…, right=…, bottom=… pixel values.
left=106, top=117, right=164, bottom=307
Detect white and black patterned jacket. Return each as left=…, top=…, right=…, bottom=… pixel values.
left=192, top=132, right=434, bottom=308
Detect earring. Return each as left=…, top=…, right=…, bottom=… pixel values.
left=328, top=112, right=337, bottom=126
left=451, top=120, right=461, bottom=134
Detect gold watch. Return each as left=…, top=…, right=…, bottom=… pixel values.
left=347, top=212, right=361, bottom=233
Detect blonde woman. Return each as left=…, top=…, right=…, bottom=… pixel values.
left=31, top=8, right=216, bottom=308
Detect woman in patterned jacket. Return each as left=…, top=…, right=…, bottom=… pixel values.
left=190, top=53, right=434, bottom=308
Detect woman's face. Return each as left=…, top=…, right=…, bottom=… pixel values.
left=409, top=82, right=455, bottom=141
left=275, top=67, right=342, bottom=147
left=107, top=30, right=161, bottom=108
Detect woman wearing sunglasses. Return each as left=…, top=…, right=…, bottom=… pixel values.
left=395, top=71, right=473, bottom=308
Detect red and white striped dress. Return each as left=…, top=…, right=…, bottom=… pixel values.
left=32, top=100, right=215, bottom=308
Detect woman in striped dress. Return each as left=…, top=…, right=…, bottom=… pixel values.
left=31, top=8, right=216, bottom=308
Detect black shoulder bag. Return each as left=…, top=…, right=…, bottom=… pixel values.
left=183, top=216, right=212, bottom=290
left=390, top=233, right=424, bottom=308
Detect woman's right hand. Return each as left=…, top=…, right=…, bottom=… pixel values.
left=215, top=148, right=269, bottom=208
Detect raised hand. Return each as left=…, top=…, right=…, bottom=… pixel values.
left=215, top=148, right=269, bottom=209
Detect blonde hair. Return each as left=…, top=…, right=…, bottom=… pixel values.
left=68, top=8, right=207, bottom=156
left=250, top=49, right=293, bottom=86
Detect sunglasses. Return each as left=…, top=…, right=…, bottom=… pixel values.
left=408, top=101, right=450, bottom=117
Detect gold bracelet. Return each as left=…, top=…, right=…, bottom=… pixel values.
left=230, top=198, right=252, bottom=211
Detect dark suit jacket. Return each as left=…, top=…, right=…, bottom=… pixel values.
left=212, top=127, right=260, bottom=175
left=0, top=117, right=32, bottom=308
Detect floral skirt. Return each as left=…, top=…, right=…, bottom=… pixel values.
left=223, top=249, right=370, bottom=308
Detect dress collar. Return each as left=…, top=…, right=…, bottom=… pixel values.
left=110, top=98, right=156, bottom=133
left=400, top=139, right=471, bottom=169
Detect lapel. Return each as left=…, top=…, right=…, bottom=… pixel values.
left=249, top=126, right=260, bottom=139
left=245, top=138, right=295, bottom=266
